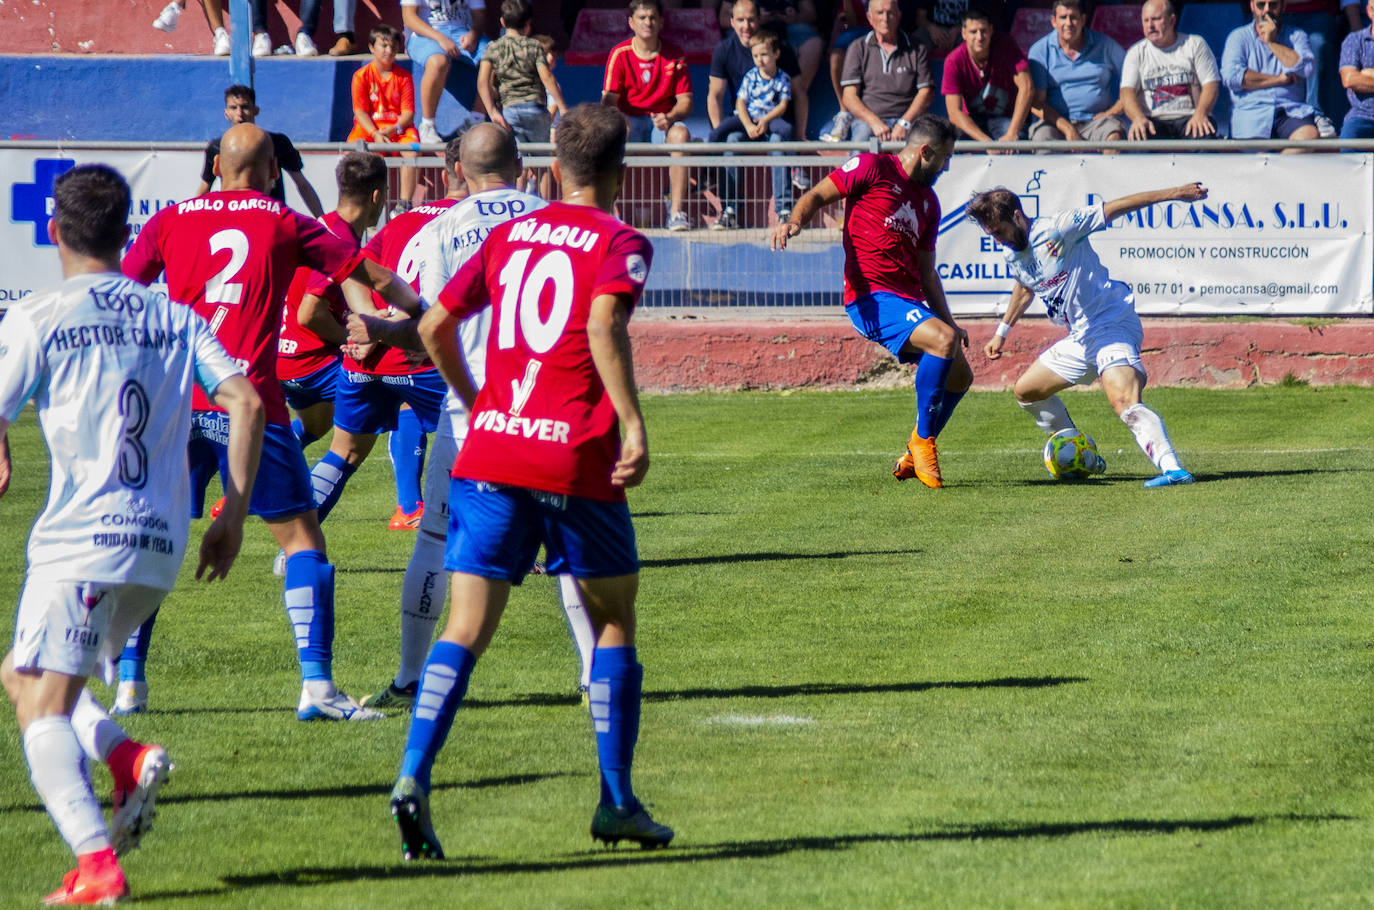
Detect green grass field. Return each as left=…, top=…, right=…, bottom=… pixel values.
left=2, top=386, right=1373, bottom=908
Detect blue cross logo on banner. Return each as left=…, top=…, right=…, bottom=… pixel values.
left=12, top=158, right=76, bottom=246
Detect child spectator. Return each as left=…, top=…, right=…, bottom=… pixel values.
left=348, top=25, right=423, bottom=213
left=709, top=30, right=795, bottom=228
left=479, top=0, right=568, bottom=143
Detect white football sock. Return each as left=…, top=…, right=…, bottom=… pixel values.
left=555, top=575, right=595, bottom=689
left=1121, top=403, right=1183, bottom=472
left=24, top=715, right=110, bottom=856
left=398, top=531, right=446, bottom=689
left=1018, top=395, right=1075, bottom=436
left=71, top=689, right=128, bottom=764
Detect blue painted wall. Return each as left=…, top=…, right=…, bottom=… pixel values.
left=2, top=55, right=844, bottom=143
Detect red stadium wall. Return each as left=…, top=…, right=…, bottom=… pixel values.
left=629, top=319, right=1374, bottom=391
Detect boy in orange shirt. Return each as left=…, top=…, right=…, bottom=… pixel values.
left=349, top=24, right=422, bottom=213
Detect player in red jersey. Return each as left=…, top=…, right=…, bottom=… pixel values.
left=772, top=113, right=971, bottom=488
left=387, top=103, right=673, bottom=861
left=277, top=151, right=389, bottom=448
left=307, top=138, right=468, bottom=535
left=122, top=124, right=421, bottom=721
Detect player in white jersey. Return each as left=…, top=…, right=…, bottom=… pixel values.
left=0, top=165, right=263, bottom=906
left=349, top=123, right=598, bottom=710
left=970, top=182, right=1207, bottom=487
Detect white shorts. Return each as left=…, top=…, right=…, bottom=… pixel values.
left=11, top=580, right=166, bottom=679
left=1039, top=333, right=1146, bottom=387
left=421, top=428, right=461, bottom=539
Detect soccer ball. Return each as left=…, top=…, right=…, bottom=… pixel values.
left=1043, top=428, right=1105, bottom=480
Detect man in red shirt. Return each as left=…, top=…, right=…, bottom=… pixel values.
left=122, top=124, right=421, bottom=722
left=386, top=103, right=673, bottom=861
left=277, top=151, right=389, bottom=448
left=602, top=0, right=696, bottom=230
left=772, top=113, right=971, bottom=488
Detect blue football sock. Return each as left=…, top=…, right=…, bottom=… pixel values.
left=588, top=647, right=643, bottom=809
left=283, top=551, right=334, bottom=682
left=399, top=641, right=476, bottom=793
left=309, top=450, right=356, bottom=523
left=913, top=353, right=953, bottom=439
left=931, top=387, right=966, bottom=438
left=291, top=418, right=321, bottom=450
left=117, top=610, right=158, bottom=682
left=389, top=409, right=426, bottom=513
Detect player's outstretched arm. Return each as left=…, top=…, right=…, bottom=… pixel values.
left=588, top=293, right=649, bottom=488
left=0, top=425, right=11, bottom=498
left=344, top=258, right=424, bottom=316
left=287, top=170, right=326, bottom=218
left=418, top=304, right=479, bottom=410
left=197, top=375, right=264, bottom=581
left=771, top=176, right=842, bottom=251
left=347, top=311, right=423, bottom=353
left=985, top=282, right=1035, bottom=361
left=1103, top=182, right=1208, bottom=223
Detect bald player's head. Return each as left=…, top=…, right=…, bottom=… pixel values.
left=458, top=123, right=521, bottom=185
left=216, top=123, right=278, bottom=191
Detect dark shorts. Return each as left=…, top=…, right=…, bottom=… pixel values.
left=1273, top=110, right=1317, bottom=139
left=444, top=478, right=638, bottom=582
left=332, top=367, right=447, bottom=435
left=189, top=415, right=315, bottom=519
left=845, top=291, right=937, bottom=364
left=280, top=359, right=340, bottom=411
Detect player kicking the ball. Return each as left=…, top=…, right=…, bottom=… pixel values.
left=387, top=103, right=673, bottom=860
left=0, top=165, right=264, bottom=905
left=969, top=183, right=1206, bottom=487
left=772, top=113, right=972, bottom=489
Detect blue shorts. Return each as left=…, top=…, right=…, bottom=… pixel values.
left=406, top=27, right=488, bottom=68
left=188, top=415, right=315, bottom=520
left=503, top=102, right=552, bottom=144
left=845, top=291, right=937, bottom=364
left=333, top=368, right=447, bottom=435
left=444, top=479, right=638, bottom=583
left=281, top=360, right=340, bottom=411
left=626, top=115, right=679, bottom=143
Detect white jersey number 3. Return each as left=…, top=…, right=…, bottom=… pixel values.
left=495, top=249, right=573, bottom=354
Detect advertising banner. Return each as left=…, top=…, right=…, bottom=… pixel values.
left=934, top=153, right=1373, bottom=315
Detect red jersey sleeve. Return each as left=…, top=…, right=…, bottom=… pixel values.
left=351, top=64, right=373, bottom=116
left=121, top=208, right=168, bottom=284
left=919, top=190, right=941, bottom=253
left=669, top=54, right=692, bottom=98
left=603, top=44, right=632, bottom=95
left=436, top=244, right=490, bottom=320
left=398, top=69, right=416, bottom=115
left=826, top=153, right=876, bottom=200
left=293, top=210, right=362, bottom=285
left=592, top=229, right=654, bottom=307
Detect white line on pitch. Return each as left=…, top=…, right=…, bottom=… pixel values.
left=704, top=714, right=816, bottom=727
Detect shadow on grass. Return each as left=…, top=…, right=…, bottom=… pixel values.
left=0, top=772, right=574, bottom=816
left=467, top=675, right=1086, bottom=709
left=641, top=548, right=921, bottom=569
left=135, top=812, right=1358, bottom=900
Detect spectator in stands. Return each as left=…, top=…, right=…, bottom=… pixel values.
left=1027, top=0, right=1127, bottom=148
left=1221, top=0, right=1320, bottom=148
left=402, top=0, right=491, bottom=145
left=1120, top=0, right=1222, bottom=141
left=603, top=0, right=695, bottom=230
left=941, top=7, right=1032, bottom=149
left=709, top=30, right=796, bottom=228
left=721, top=0, right=825, bottom=137
left=913, top=0, right=1006, bottom=56
left=1280, top=0, right=1362, bottom=133
left=348, top=25, right=422, bottom=213
left=480, top=0, right=567, bottom=196
left=152, top=0, right=231, bottom=56
left=296, top=0, right=359, bottom=56
left=836, top=0, right=937, bottom=143
left=195, top=85, right=324, bottom=216
left=819, top=0, right=870, bottom=141
left=1339, top=0, right=1374, bottom=138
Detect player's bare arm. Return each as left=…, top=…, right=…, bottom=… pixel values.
left=417, top=303, right=479, bottom=409
left=197, top=374, right=264, bottom=582
left=1103, top=182, right=1208, bottom=223
left=588, top=292, right=649, bottom=488
left=984, top=281, right=1035, bottom=360
left=771, top=176, right=842, bottom=250
left=298, top=293, right=349, bottom=345
left=342, top=258, right=423, bottom=316
left=916, top=249, right=967, bottom=347
left=347, top=310, right=423, bottom=353
left=0, top=426, right=11, bottom=498
left=287, top=170, right=326, bottom=218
